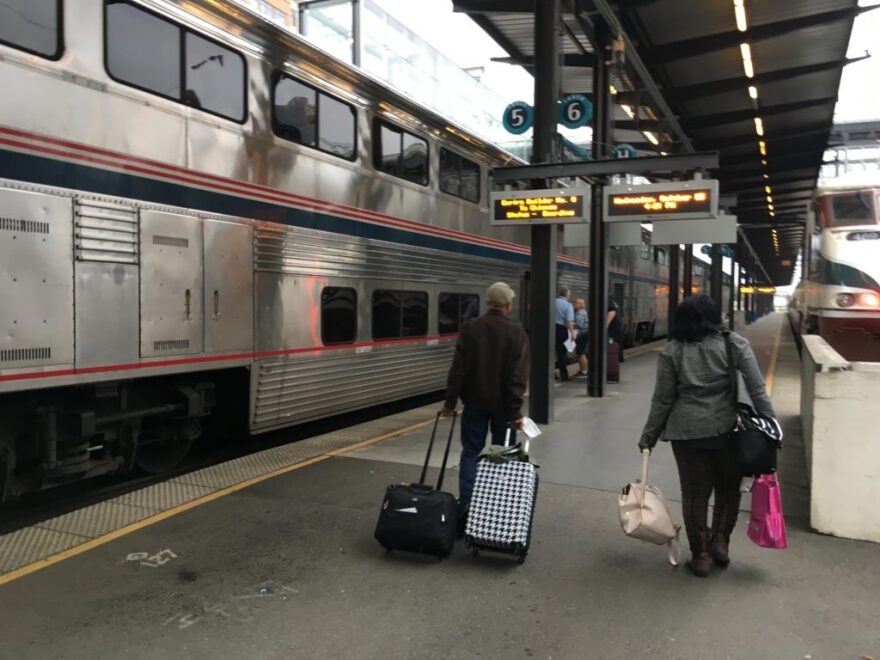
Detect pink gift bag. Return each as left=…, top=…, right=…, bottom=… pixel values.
left=747, top=474, right=788, bottom=549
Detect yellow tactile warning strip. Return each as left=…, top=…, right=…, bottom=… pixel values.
left=0, top=404, right=439, bottom=586
left=765, top=316, right=784, bottom=396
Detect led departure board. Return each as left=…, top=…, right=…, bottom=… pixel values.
left=490, top=188, right=590, bottom=226
left=603, top=179, right=719, bottom=223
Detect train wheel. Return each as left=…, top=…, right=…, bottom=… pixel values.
left=135, top=420, right=198, bottom=474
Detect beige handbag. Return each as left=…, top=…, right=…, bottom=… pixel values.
left=618, top=450, right=682, bottom=565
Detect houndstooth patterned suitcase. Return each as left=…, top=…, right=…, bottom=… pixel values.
left=465, top=458, right=538, bottom=562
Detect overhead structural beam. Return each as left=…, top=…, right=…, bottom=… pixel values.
left=576, top=0, right=694, bottom=152
left=684, top=96, right=837, bottom=130
left=697, top=122, right=831, bottom=150
left=649, top=6, right=878, bottom=63
left=452, top=0, right=535, bottom=13
left=492, top=53, right=596, bottom=67
left=667, top=55, right=870, bottom=101
left=492, top=151, right=719, bottom=181
left=722, top=149, right=827, bottom=169
left=467, top=14, right=531, bottom=68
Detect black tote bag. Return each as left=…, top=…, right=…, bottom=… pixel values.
left=723, top=332, right=783, bottom=476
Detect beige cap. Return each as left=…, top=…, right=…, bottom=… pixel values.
left=486, top=281, right=515, bottom=307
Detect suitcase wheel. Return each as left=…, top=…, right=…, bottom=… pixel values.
left=517, top=553, right=527, bottom=565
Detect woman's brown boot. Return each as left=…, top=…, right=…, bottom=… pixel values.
left=709, top=532, right=730, bottom=567
left=687, top=532, right=712, bottom=577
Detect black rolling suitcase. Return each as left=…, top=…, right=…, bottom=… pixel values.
left=607, top=340, right=621, bottom=383
left=464, top=430, right=539, bottom=564
left=374, top=412, right=458, bottom=558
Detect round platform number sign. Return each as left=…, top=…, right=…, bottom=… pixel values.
left=612, top=143, right=638, bottom=160
left=503, top=101, right=534, bottom=135
left=558, top=94, right=592, bottom=129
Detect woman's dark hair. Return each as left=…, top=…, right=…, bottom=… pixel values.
left=672, top=295, right=722, bottom=342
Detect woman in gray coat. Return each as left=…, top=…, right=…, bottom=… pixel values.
left=638, top=295, right=775, bottom=577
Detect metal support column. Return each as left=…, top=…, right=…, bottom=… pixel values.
left=668, top=245, right=681, bottom=333
left=587, top=20, right=611, bottom=397
left=527, top=0, right=560, bottom=423
left=682, top=247, right=693, bottom=298
left=728, top=255, right=736, bottom=330
left=710, top=244, right=723, bottom=315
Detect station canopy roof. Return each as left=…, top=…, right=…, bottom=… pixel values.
left=454, top=0, right=871, bottom=285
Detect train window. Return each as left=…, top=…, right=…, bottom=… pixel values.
left=184, top=32, right=246, bottom=122
left=439, top=293, right=481, bottom=335
left=372, top=290, right=427, bottom=339
left=640, top=240, right=651, bottom=261
left=318, top=94, right=356, bottom=160
left=321, top=287, right=357, bottom=345
left=0, top=0, right=62, bottom=59
left=654, top=247, right=667, bottom=265
left=402, top=291, right=428, bottom=337
left=830, top=192, right=876, bottom=226
left=273, top=74, right=356, bottom=161
left=440, top=148, right=481, bottom=204
left=105, top=1, right=247, bottom=123
left=373, top=120, right=429, bottom=186
left=274, top=77, right=317, bottom=145
left=107, top=1, right=181, bottom=100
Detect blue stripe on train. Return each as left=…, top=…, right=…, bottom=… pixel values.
left=0, top=147, right=660, bottom=284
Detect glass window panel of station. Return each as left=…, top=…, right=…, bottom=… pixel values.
left=321, top=287, right=357, bottom=345
left=401, top=132, right=428, bottom=185
left=274, top=77, right=317, bottom=147
left=318, top=93, right=356, bottom=160
left=372, top=290, right=401, bottom=341
left=184, top=32, right=246, bottom=122
left=830, top=192, right=876, bottom=226
left=106, top=1, right=182, bottom=99
left=401, top=291, right=428, bottom=337
left=0, top=0, right=61, bottom=58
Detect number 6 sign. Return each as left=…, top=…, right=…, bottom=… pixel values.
left=502, top=101, right=534, bottom=135
left=558, top=94, right=592, bottom=129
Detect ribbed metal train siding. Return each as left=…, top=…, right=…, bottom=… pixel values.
left=254, top=225, right=522, bottom=283
left=252, top=342, right=454, bottom=430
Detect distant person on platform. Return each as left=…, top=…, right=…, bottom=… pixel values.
left=555, top=287, right=576, bottom=381
left=441, top=282, right=530, bottom=526
left=607, top=296, right=625, bottom=363
left=573, top=297, right=589, bottom=380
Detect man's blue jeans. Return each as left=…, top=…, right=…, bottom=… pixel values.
left=458, top=407, right=515, bottom=502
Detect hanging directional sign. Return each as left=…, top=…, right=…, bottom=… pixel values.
left=490, top=188, right=591, bottom=226
left=558, top=94, right=592, bottom=129
left=611, top=143, right=638, bottom=160
left=502, top=101, right=534, bottom=135
left=603, top=179, right=720, bottom=223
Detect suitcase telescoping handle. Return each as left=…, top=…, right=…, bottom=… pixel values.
left=419, top=411, right=457, bottom=490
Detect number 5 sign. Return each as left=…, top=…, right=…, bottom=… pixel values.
left=558, top=94, right=592, bottom=129
left=502, top=101, right=534, bottom=135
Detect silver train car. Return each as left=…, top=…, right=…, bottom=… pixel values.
left=0, top=0, right=714, bottom=499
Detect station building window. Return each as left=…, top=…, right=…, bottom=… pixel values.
left=372, top=290, right=428, bottom=340
left=654, top=247, right=667, bottom=265
left=105, top=0, right=247, bottom=123
left=439, top=148, right=481, bottom=204
left=0, top=0, right=62, bottom=59
left=273, top=74, right=356, bottom=160
left=639, top=238, right=651, bottom=261
left=321, top=287, right=357, bottom=345
left=373, top=120, right=428, bottom=186
left=438, top=293, right=480, bottom=335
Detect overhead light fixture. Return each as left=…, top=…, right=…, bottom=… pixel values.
left=643, top=131, right=659, bottom=145
left=748, top=85, right=758, bottom=100
left=754, top=117, right=764, bottom=136
left=768, top=204, right=775, bottom=211
left=740, top=43, right=754, bottom=78
left=610, top=84, right=618, bottom=95
left=770, top=211, right=776, bottom=217
left=660, top=151, right=668, bottom=156
left=765, top=185, right=772, bottom=194
left=620, top=104, right=635, bottom=118
left=759, top=140, right=767, bottom=156
left=761, top=159, right=768, bottom=165
left=763, top=173, right=770, bottom=179
left=734, top=0, right=748, bottom=32
left=767, top=195, right=773, bottom=203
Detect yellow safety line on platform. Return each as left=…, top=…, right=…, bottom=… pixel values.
left=0, top=417, right=436, bottom=587
left=765, top=316, right=784, bottom=396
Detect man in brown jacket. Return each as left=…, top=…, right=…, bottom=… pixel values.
left=441, top=281, right=530, bottom=509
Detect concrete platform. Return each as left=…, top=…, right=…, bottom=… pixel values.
left=2, top=314, right=879, bottom=659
